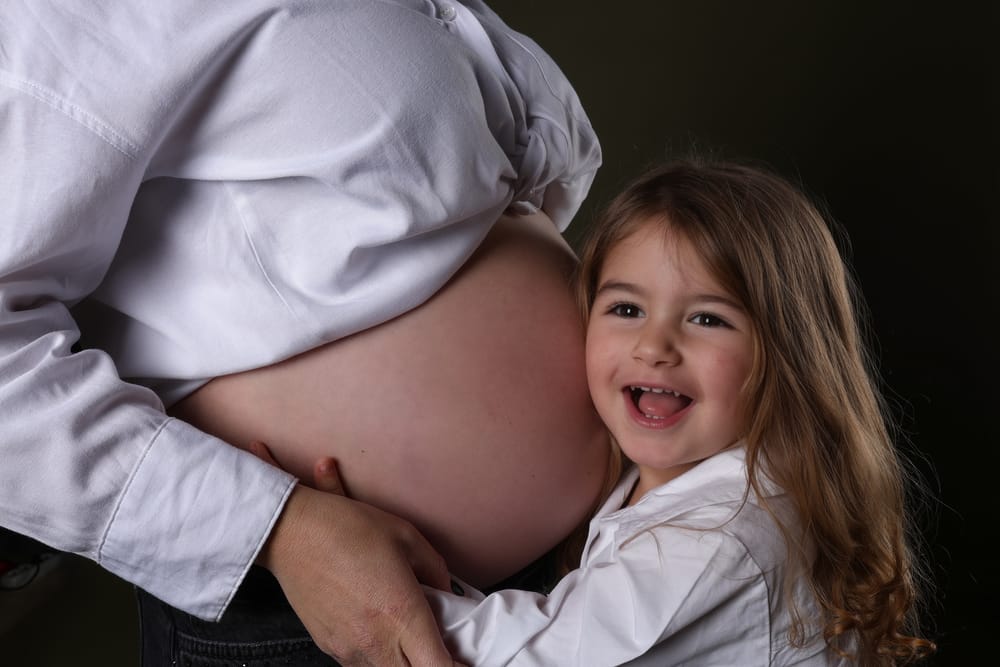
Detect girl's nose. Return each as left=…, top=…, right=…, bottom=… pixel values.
left=632, top=325, right=680, bottom=367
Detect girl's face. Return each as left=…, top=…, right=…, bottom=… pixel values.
left=585, top=220, right=754, bottom=499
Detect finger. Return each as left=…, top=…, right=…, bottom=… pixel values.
left=249, top=440, right=281, bottom=467
left=313, top=457, right=346, bottom=496
left=403, top=529, right=452, bottom=593
left=398, top=595, right=458, bottom=667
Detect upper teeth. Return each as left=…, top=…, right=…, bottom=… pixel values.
left=632, top=385, right=681, bottom=397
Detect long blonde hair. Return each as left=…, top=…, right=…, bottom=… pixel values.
left=575, top=159, right=935, bottom=664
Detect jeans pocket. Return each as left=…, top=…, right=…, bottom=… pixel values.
left=175, top=632, right=336, bottom=666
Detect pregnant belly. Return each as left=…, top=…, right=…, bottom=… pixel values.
left=169, top=212, right=610, bottom=587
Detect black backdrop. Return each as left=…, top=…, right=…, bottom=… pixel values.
left=491, top=2, right=997, bottom=664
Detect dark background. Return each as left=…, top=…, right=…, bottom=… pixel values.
left=491, top=1, right=997, bottom=664
left=1, top=2, right=995, bottom=665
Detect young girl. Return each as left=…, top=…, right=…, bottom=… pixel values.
left=295, top=159, right=936, bottom=665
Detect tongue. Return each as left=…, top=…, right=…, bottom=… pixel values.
left=637, top=391, right=688, bottom=418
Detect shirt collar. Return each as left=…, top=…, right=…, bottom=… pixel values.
left=584, top=445, right=789, bottom=558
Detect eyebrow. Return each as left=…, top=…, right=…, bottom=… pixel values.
left=595, top=280, right=745, bottom=310
left=595, top=280, right=646, bottom=298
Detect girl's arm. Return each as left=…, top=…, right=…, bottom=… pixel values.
left=427, top=527, right=772, bottom=666
left=296, top=445, right=772, bottom=666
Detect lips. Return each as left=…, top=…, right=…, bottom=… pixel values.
left=627, top=385, right=693, bottom=424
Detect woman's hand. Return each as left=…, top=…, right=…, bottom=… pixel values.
left=249, top=442, right=462, bottom=666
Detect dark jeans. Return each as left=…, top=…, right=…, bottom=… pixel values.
left=138, top=566, right=340, bottom=666
left=138, top=554, right=556, bottom=666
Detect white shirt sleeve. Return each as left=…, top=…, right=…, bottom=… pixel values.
left=426, top=528, right=771, bottom=666
left=0, top=77, right=298, bottom=620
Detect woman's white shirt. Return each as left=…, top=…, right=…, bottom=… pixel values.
left=0, top=0, right=599, bottom=619
left=429, top=448, right=846, bottom=666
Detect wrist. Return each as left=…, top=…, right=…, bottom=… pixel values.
left=256, top=482, right=308, bottom=571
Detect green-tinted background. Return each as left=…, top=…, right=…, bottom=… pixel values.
left=2, top=2, right=994, bottom=664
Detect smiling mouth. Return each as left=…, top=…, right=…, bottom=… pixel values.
left=628, top=385, right=693, bottom=420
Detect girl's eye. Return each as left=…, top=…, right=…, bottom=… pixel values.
left=609, top=303, right=643, bottom=318
left=690, top=312, right=729, bottom=328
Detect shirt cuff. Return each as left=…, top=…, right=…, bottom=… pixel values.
left=97, top=417, right=297, bottom=620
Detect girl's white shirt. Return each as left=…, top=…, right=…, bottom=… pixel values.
left=429, top=447, right=848, bottom=666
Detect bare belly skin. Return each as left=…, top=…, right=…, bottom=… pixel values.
left=170, top=212, right=610, bottom=587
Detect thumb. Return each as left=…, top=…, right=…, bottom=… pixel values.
left=312, top=457, right=346, bottom=496
left=248, top=440, right=282, bottom=468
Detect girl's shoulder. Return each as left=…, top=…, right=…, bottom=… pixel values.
left=609, top=449, right=797, bottom=572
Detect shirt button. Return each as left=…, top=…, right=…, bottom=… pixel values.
left=439, top=4, right=457, bottom=21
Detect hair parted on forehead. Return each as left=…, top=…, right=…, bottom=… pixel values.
left=577, top=159, right=867, bottom=442
left=577, top=159, right=855, bottom=348
left=575, top=158, right=935, bottom=664
left=577, top=160, right=866, bottom=436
